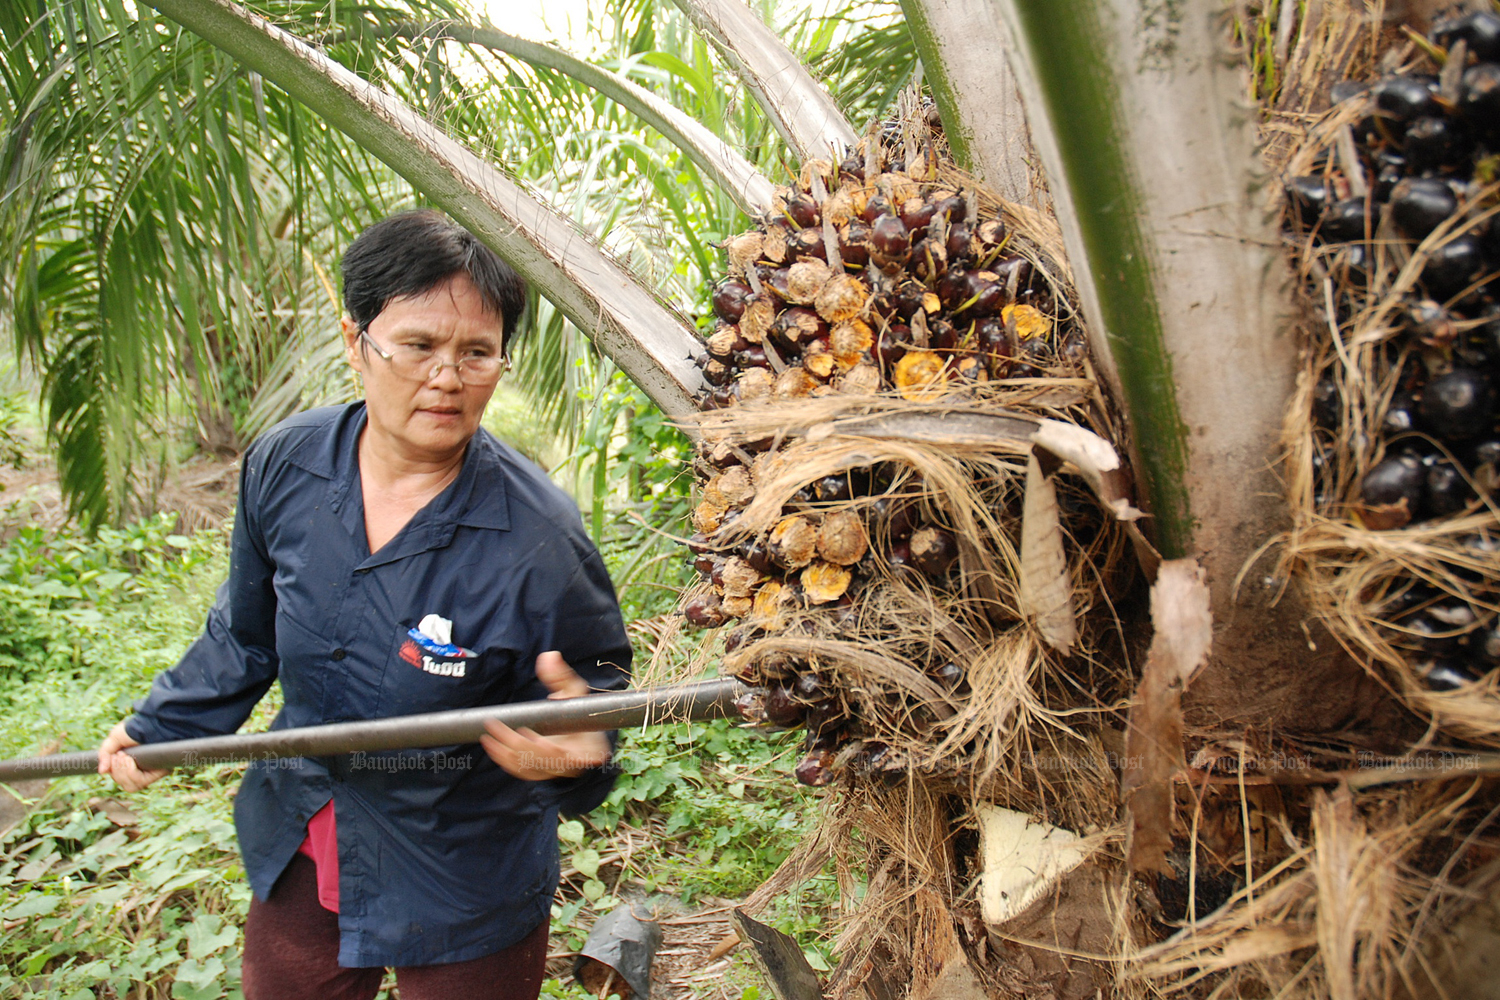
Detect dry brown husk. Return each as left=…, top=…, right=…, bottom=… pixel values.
left=699, top=387, right=1139, bottom=785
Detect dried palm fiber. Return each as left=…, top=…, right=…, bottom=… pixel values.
left=1126, top=777, right=1500, bottom=1000
left=694, top=394, right=1135, bottom=781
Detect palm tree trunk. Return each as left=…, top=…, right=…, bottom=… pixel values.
left=965, top=0, right=1374, bottom=731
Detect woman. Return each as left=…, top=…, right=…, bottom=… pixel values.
left=97, top=211, right=630, bottom=1000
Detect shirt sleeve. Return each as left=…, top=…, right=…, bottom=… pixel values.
left=124, top=444, right=281, bottom=745
left=530, top=547, right=632, bottom=817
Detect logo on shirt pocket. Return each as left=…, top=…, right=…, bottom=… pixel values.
left=397, top=613, right=476, bottom=679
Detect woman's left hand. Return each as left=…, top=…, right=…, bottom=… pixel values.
left=480, top=651, right=612, bottom=780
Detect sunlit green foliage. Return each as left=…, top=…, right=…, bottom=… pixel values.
left=0, top=0, right=908, bottom=529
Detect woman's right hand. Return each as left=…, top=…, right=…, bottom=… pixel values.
left=97, top=721, right=168, bottom=792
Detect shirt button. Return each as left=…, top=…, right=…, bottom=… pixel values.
left=331, top=648, right=347, bottom=661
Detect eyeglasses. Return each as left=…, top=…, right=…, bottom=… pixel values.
left=359, top=329, right=511, bottom=385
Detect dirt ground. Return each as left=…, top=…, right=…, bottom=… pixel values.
left=0, top=454, right=240, bottom=537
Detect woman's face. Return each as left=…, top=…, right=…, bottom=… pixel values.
left=342, top=272, right=504, bottom=466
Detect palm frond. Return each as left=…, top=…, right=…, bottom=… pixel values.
left=671, top=0, right=858, bottom=162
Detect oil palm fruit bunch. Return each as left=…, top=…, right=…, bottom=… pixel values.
left=694, top=144, right=1081, bottom=413
left=1289, top=10, right=1500, bottom=534
left=684, top=133, right=1088, bottom=784
left=1289, top=9, right=1500, bottom=692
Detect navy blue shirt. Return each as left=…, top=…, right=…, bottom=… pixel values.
left=126, top=403, right=631, bottom=967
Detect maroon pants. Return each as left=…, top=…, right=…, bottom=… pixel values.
left=242, top=854, right=549, bottom=1000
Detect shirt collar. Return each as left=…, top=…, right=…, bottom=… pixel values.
left=283, top=403, right=511, bottom=569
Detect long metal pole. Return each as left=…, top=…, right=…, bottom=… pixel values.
left=0, top=678, right=747, bottom=782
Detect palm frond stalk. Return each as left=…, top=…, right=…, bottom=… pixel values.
left=671, top=0, right=859, bottom=162
left=896, top=0, right=1038, bottom=205
left=330, top=20, right=777, bottom=217
left=148, top=0, right=707, bottom=419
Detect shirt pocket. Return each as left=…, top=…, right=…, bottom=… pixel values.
left=379, top=620, right=492, bottom=718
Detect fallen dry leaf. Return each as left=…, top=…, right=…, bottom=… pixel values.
left=1122, top=559, right=1212, bottom=875
left=1019, top=447, right=1077, bottom=654
left=88, top=796, right=140, bottom=828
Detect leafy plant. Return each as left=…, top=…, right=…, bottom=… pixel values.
left=0, top=513, right=222, bottom=679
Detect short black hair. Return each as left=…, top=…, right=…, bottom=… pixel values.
left=341, top=210, right=526, bottom=350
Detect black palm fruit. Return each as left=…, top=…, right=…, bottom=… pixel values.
left=1362, top=454, right=1425, bottom=508
left=964, top=271, right=1004, bottom=316
left=1473, top=620, right=1500, bottom=668
left=1391, top=178, right=1459, bottom=238
left=928, top=319, right=959, bottom=351
left=1383, top=390, right=1420, bottom=435
left=1474, top=437, right=1500, bottom=472
left=734, top=344, right=769, bottom=368
left=1428, top=599, right=1479, bottom=629
left=1417, top=657, right=1481, bottom=690
left=1372, top=75, right=1440, bottom=123
left=1313, top=376, right=1341, bottom=427
left=977, top=318, right=1012, bottom=376
left=1455, top=314, right=1498, bottom=368
left=892, top=281, right=927, bottom=320
left=876, top=324, right=910, bottom=369
left=1424, top=458, right=1473, bottom=518
left=1421, top=369, right=1496, bottom=440
left=1286, top=176, right=1330, bottom=227
left=713, top=278, right=752, bottom=323
left=1435, top=10, right=1500, bottom=61
left=785, top=193, right=819, bottom=228
left=945, top=222, right=974, bottom=263
left=1474, top=439, right=1500, bottom=501
left=1320, top=197, right=1370, bottom=243
left=840, top=223, right=871, bottom=267
left=1409, top=299, right=1458, bottom=347
left=1400, top=610, right=1465, bottom=654
left=1421, top=235, right=1487, bottom=300
left=936, top=267, right=970, bottom=309
left=1340, top=243, right=1372, bottom=286
left=1404, top=116, right=1469, bottom=174
left=1374, top=168, right=1404, bottom=203
left=1461, top=64, right=1500, bottom=140
left=870, top=213, right=910, bottom=257
left=813, top=474, right=851, bottom=502
left=991, top=254, right=1034, bottom=294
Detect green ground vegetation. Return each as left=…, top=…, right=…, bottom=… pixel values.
left=0, top=504, right=834, bottom=998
